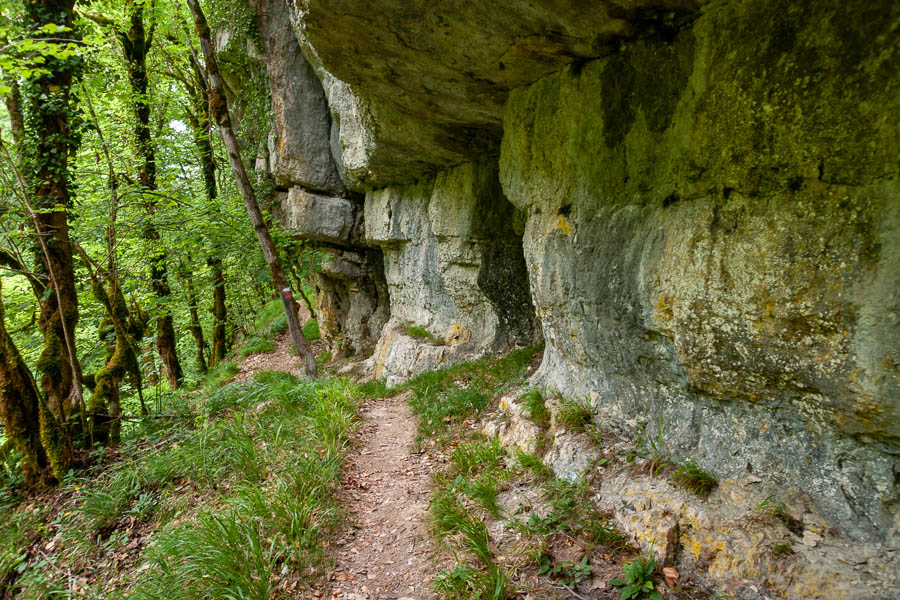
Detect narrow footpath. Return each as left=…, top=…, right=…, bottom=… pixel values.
left=327, top=392, right=439, bottom=600
left=233, top=330, right=440, bottom=599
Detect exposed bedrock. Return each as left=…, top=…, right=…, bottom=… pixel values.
left=260, top=0, right=899, bottom=577
left=364, top=159, right=541, bottom=386
left=287, top=0, right=706, bottom=188
left=256, top=0, right=388, bottom=357
left=499, top=0, right=900, bottom=544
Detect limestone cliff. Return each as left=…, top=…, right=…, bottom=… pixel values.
left=248, top=0, right=899, bottom=595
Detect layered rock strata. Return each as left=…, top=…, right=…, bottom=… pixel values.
left=256, top=0, right=388, bottom=357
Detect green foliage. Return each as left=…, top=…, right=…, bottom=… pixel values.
left=254, top=300, right=287, bottom=338
left=515, top=451, right=552, bottom=480
left=671, top=461, right=718, bottom=498
left=400, top=320, right=442, bottom=343
left=610, top=555, right=662, bottom=600
left=201, top=361, right=239, bottom=391
left=302, top=317, right=320, bottom=341
left=450, top=438, right=506, bottom=476
left=240, top=335, right=275, bottom=357
left=773, top=541, right=792, bottom=555
left=0, top=371, right=361, bottom=597
left=402, top=346, right=538, bottom=442
left=556, top=397, right=593, bottom=431
left=625, top=415, right=672, bottom=474
left=537, top=555, right=593, bottom=587
left=429, top=489, right=510, bottom=599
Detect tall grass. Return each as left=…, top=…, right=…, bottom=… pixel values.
left=0, top=371, right=361, bottom=599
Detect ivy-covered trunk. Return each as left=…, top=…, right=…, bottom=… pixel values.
left=22, top=0, right=83, bottom=477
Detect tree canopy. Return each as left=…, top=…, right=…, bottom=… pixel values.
left=0, top=0, right=320, bottom=485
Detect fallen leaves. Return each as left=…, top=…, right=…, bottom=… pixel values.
left=663, top=566, right=680, bottom=587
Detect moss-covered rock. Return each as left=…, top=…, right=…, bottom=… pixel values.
left=499, top=0, right=899, bottom=546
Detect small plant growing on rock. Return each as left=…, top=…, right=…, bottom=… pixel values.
left=401, top=320, right=443, bottom=344
left=610, top=554, right=662, bottom=600
left=516, top=451, right=552, bottom=479
left=756, top=494, right=804, bottom=534
left=556, top=397, right=593, bottom=431
left=522, top=389, right=551, bottom=428
left=773, top=541, right=792, bottom=555
left=671, top=461, right=718, bottom=498
left=537, top=554, right=593, bottom=586
left=625, top=416, right=672, bottom=475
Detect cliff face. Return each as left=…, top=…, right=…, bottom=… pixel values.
left=252, top=0, right=899, bottom=590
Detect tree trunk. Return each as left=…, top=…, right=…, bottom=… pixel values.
left=184, top=62, right=229, bottom=366
left=182, top=271, right=208, bottom=373
left=117, top=4, right=183, bottom=389
left=21, top=0, right=84, bottom=477
left=0, top=278, right=48, bottom=485
left=188, top=0, right=317, bottom=377
left=209, top=257, right=228, bottom=365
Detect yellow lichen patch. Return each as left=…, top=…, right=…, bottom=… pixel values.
left=555, top=215, right=573, bottom=234
left=655, top=293, right=675, bottom=323
left=373, top=332, right=393, bottom=379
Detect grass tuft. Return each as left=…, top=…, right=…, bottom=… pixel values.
left=240, top=335, right=276, bottom=357
left=400, top=321, right=443, bottom=344
left=556, top=397, right=593, bottom=431
left=671, top=461, right=718, bottom=498
left=521, top=389, right=550, bottom=428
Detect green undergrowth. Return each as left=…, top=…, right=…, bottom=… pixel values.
left=0, top=371, right=361, bottom=599
left=385, top=345, right=539, bottom=446
left=239, top=299, right=291, bottom=358
left=400, top=320, right=443, bottom=344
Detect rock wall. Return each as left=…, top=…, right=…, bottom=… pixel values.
left=255, top=0, right=388, bottom=357
left=499, top=0, right=900, bottom=545
left=253, top=0, right=900, bottom=585
left=363, top=159, right=539, bottom=385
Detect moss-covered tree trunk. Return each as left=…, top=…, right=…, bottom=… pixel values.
left=118, top=4, right=183, bottom=389
left=209, top=257, right=228, bottom=365
left=0, top=279, right=48, bottom=485
left=22, top=0, right=83, bottom=478
left=181, top=271, right=208, bottom=374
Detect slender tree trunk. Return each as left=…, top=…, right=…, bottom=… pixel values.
left=184, top=60, right=229, bottom=365
left=209, top=257, right=228, bottom=365
left=2, top=78, right=24, bottom=154
left=182, top=272, right=208, bottom=373
left=188, top=0, right=317, bottom=377
left=116, top=4, right=183, bottom=388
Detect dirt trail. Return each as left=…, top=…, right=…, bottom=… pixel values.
left=327, top=392, right=439, bottom=600
left=232, top=331, right=309, bottom=383
left=233, top=331, right=439, bottom=600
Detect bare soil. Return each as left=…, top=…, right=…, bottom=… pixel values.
left=326, top=392, right=440, bottom=600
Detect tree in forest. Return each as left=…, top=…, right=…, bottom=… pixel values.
left=17, top=0, right=84, bottom=477
left=81, top=0, right=185, bottom=389
left=187, top=0, right=317, bottom=378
